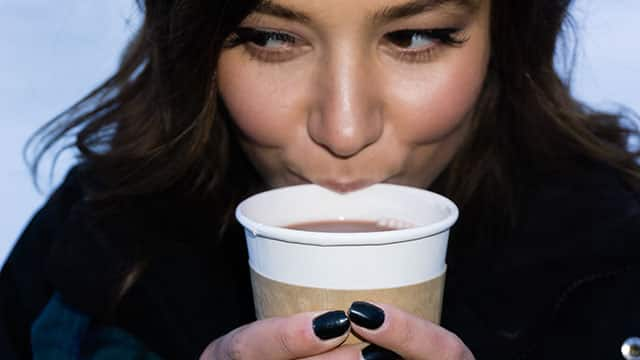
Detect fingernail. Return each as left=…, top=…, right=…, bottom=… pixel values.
left=348, top=301, right=385, bottom=330
left=362, top=344, right=401, bottom=360
left=312, top=310, right=350, bottom=340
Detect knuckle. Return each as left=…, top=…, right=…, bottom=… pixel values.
left=225, top=328, right=248, bottom=360
left=276, top=317, right=306, bottom=357
left=278, top=327, right=294, bottom=356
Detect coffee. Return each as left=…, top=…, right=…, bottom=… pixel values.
left=287, top=220, right=396, bottom=232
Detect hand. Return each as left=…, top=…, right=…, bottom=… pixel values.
left=347, top=301, right=475, bottom=360
left=199, top=310, right=352, bottom=359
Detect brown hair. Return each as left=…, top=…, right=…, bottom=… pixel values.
left=29, top=0, right=261, bottom=226
left=433, top=0, right=640, bottom=250
left=28, top=0, right=639, bottom=247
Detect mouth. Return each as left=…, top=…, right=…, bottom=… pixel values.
left=316, top=179, right=378, bottom=193
left=288, top=170, right=385, bottom=193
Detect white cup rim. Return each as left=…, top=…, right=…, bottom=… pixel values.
left=235, top=183, right=459, bottom=246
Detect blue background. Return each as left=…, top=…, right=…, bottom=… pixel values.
left=1, top=1, right=639, bottom=265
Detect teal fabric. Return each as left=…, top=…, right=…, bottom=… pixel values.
left=31, top=293, right=162, bottom=360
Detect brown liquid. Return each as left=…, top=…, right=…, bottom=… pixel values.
left=287, top=220, right=396, bottom=233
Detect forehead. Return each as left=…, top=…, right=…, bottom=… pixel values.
left=252, top=0, right=484, bottom=25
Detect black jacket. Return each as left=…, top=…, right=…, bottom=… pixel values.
left=1, top=164, right=639, bottom=359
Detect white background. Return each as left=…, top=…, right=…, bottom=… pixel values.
left=1, top=1, right=639, bottom=265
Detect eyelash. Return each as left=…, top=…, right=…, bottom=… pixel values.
left=224, top=27, right=468, bottom=64
left=383, top=28, right=466, bottom=63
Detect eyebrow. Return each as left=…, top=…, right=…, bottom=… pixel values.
left=372, top=0, right=480, bottom=24
left=254, top=0, right=479, bottom=25
left=253, top=1, right=312, bottom=24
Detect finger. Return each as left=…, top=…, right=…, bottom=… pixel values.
left=348, top=301, right=474, bottom=360
left=361, top=344, right=402, bottom=360
left=299, top=343, right=368, bottom=360
left=208, top=310, right=351, bottom=360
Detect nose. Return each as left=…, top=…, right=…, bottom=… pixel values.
left=307, top=53, right=384, bottom=158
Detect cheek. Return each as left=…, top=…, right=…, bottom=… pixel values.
left=217, top=56, right=304, bottom=147
left=387, top=52, right=489, bottom=144
left=390, top=69, right=485, bottom=144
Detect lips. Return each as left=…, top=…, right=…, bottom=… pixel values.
left=288, top=170, right=380, bottom=193
left=316, top=179, right=377, bottom=193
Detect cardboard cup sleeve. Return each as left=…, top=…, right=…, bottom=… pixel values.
left=250, top=266, right=446, bottom=344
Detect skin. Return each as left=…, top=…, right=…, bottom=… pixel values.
left=218, top=0, right=491, bottom=193
left=207, top=0, right=490, bottom=358
left=200, top=304, right=474, bottom=359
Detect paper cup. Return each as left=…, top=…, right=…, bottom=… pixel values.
left=235, top=183, right=458, bottom=343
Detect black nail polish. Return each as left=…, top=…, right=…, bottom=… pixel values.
left=362, top=344, right=401, bottom=360
left=348, top=301, right=385, bottom=329
left=312, top=310, right=350, bottom=340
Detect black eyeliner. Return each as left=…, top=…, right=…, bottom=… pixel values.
left=224, top=27, right=296, bottom=49
left=224, top=28, right=259, bottom=48
left=388, top=28, right=467, bottom=47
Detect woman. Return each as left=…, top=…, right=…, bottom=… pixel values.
left=2, top=0, right=639, bottom=359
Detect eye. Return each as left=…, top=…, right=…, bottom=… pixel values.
left=224, top=27, right=310, bottom=63
left=384, top=28, right=465, bottom=50
left=386, top=31, right=435, bottom=50
left=225, top=28, right=300, bottom=49
left=380, top=28, right=467, bottom=63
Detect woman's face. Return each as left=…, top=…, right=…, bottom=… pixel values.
left=218, top=0, right=491, bottom=192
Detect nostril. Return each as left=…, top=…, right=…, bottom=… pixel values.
left=307, top=118, right=383, bottom=158
left=312, top=131, right=373, bottom=158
